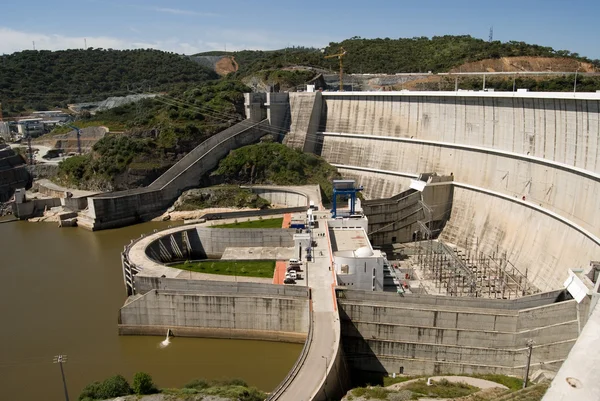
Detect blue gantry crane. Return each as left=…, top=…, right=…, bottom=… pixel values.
left=331, top=179, right=363, bottom=218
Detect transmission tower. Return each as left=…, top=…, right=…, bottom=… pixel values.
left=53, top=354, right=70, bottom=401
left=489, top=26, right=494, bottom=42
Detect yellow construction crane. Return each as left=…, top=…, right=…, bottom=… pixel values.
left=324, top=47, right=347, bottom=91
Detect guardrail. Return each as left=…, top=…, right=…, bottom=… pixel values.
left=203, top=206, right=307, bottom=221
left=267, top=293, right=314, bottom=400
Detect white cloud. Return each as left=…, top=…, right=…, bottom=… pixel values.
left=0, top=26, right=322, bottom=56
left=0, top=27, right=221, bottom=54
left=0, top=27, right=126, bottom=53
left=150, top=7, right=217, bottom=17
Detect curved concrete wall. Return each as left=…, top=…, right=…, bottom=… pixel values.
left=322, top=93, right=600, bottom=173
left=119, top=289, right=309, bottom=343
left=311, top=92, right=600, bottom=290
left=143, top=227, right=295, bottom=262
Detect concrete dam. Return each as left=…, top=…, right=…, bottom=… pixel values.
left=287, top=90, right=600, bottom=293
left=115, top=90, right=600, bottom=400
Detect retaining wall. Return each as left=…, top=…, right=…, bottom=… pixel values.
left=119, top=288, right=309, bottom=343
left=142, top=227, right=295, bottom=263
left=338, top=290, right=584, bottom=377
left=83, top=120, right=269, bottom=230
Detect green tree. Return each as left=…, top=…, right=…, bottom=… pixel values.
left=132, top=371, right=157, bottom=395
left=78, top=381, right=101, bottom=401
left=98, top=374, right=132, bottom=399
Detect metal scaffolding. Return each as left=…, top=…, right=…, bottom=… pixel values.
left=411, top=240, right=536, bottom=299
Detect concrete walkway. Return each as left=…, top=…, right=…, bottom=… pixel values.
left=275, top=210, right=340, bottom=401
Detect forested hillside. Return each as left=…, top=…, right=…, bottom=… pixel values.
left=0, top=48, right=218, bottom=114
left=54, top=79, right=250, bottom=190
left=202, top=35, right=599, bottom=77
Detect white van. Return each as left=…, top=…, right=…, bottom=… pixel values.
left=289, top=258, right=301, bottom=265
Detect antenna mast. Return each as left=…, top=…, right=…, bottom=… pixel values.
left=489, top=26, right=494, bottom=42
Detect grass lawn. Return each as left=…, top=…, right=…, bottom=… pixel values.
left=212, top=218, right=284, bottom=229
left=171, top=260, right=276, bottom=278
left=403, top=378, right=478, bottom=399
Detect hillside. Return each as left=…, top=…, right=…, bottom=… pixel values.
left=192, top=36, right=599, bottom=78
left=0, top=48, right=218, bottom=115
left=53, top=79, right=250, bottom=191
left=450, top=56, right=596, bottom=73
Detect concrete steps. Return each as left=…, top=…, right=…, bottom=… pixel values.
left=76, top=211, right=97, bottom=231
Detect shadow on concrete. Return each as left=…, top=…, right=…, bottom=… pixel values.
left=338, top=303, right=388, bottom=387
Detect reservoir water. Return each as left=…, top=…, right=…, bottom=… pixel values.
left=0, top=219, right=301, bottom=400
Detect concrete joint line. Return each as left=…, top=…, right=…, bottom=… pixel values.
left=321, top=131, right=600, bottom=183
left=364, top=337, right=576, bottom=352
left=339, top=301, right=518, bottom=316
left=321, top=90, right=600, bottom=100
left=367, top=354, right=522, bottom=369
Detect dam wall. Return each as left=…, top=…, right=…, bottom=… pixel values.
left=284, top=92, right=322, bottom=153
left=301, top=91, right=600, bottom=290
left=119, top=287, right=309, bottom=343
left=338, top=290, right=585, bottom=377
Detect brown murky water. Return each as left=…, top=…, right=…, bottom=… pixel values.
left=0, top=220, right=301, bottom=401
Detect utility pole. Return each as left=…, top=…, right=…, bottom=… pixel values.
left=574, top=68, right=580, bottom=93
left=53, top=355, right=70, bottom=401
left=523, top=339, right=534, bottom=388
left=321, top=355, right=329, bottom=400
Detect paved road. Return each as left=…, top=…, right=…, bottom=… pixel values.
left=275, top=210, right=340, bottom=401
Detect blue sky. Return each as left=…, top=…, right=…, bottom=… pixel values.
left=1, top=0, right=598, bottom=59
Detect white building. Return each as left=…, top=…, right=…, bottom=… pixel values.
left=330, top=215, right=385, bottom=291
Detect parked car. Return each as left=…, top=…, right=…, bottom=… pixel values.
left=288, top=270, right=297, bottom=280
left=287, top=264, right=302, bottom=272
left=283, top=277, right=296, bottom=285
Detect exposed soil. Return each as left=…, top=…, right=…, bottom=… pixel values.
left=215, top=56, right=239, bottom=76
left=391, top=57, right=597, bottom=91
left=450, top=56, right=596, bottom=73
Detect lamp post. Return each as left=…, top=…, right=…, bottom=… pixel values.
left=574, top=68, right=580, bottom=93
left=523, top=339, right=535, bottom=388
left=321, top=355, right=329, bottom=400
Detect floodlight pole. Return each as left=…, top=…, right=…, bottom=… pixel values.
left=53, top=355, right=70, bottom=401
left=523, top=339, right=534, bottom=388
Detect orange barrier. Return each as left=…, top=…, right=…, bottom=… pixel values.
left=273, top=260, right=287, bottom=284
left=282, top=213, right=292, bottom=228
